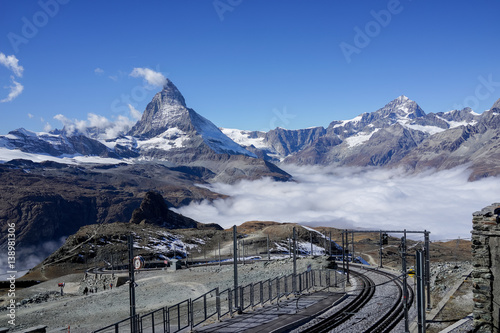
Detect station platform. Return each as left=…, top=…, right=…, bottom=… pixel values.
left=194, top=291, right=346, bottom=333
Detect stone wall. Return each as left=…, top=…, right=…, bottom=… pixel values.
left=472, top=203, right=500, bottom=332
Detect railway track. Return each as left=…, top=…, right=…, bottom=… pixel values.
left=300, top=266, right=414, bottom=333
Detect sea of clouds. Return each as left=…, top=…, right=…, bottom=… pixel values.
left=174, top=165, right=500, bottom=241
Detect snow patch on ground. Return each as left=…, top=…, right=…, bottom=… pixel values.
left=400, top=122, right=446, bottom=135
left=344, top=129, right=379, bottom=148
left=136, top=127, right=188, bottom=151
left=0, top=147, right=127, bottom=165
left=333, top=115, right=363, bottom=128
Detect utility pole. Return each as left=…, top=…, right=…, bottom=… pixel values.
left=310, top=232, right=313, bottom=256
left=329, top=231, right=332, bottom=256
left=323, top=231, right=327, bottom=254
left=127, top=234, right=137, bottom=332
left=402, top=230, right=409, bottom=333
left=293, top=227, right=297, bottom=293
left=345, top=230, right=350, bottom=284
left=233, top=226, right=239, bottom=312
left=424, top=230, right=431, bottom=310
left=288, top=238, right=292, bottom=258
left=242, top=239, right=245, bottom=265
left=416, top=250, right=426, bottom=333
left=342, top=231, right=345, bottom=274
left=267, top=234, right=270, bottom=260
left=351, top=232, right=354, bottom=263
left=379, top=230, right=383, bottom=268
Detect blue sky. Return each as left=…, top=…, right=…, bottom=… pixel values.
left=0, top=0, right=499, bottom=135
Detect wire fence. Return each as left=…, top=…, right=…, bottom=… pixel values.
left=92, top=269, right=345, bottom=333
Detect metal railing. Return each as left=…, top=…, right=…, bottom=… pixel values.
left=93, top=315, right=139, bottom=333
left=168, top=299, right=190, bottom=333
left=93, top=269, right=345, bottom=332
left=191, top=288, right=219, bottom=329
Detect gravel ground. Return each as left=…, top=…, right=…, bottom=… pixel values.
left=1, top=256, right=329, bottom=332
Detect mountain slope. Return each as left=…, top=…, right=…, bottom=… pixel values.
left=394, top=99, right=500, bottom=180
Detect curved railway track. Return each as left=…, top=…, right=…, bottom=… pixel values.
left=301, top=266, right=414, bottom=333
left=365, top=267, right=414, bottom=332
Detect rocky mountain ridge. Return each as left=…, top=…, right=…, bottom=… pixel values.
left=2, top=80, right=498, bottom=179
left=224, top=96, right=500, bottom=179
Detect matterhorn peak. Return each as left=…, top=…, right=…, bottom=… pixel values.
left=159, top=78, right=187, bottom=108
left=127, top=79, right=189, bottom=138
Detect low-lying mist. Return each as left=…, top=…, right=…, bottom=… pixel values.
left=174, top=165, right=500, bottom=241
left=0, top=237, right=66, bottom=280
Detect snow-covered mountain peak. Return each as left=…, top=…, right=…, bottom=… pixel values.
left=396, top=95, right=410, bottom=102
left=160, top=79, right=187, bottom=108
left=125, top=79, right=256, bottom=158
left=379, top=95, right=426, bottom=120
left=128, top=80, right=189, bottom=138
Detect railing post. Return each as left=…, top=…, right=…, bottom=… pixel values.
left=229, top=289, right=233, bottom=317
left=268, top=280, right=272, bottom=303
left=260, top=281, right=263, bottom=305
left=204, top=294, right=207, bottom=320
left=189, top=299, right=194, bottom=331
left=250, top=283, right=254, bottom=308
left=277, top=278, right=281, bottom=302
left=164, top=306, right=169, bottom=333
left=216, top=287, right=221, bottom=322
left=240, top=286, right=244, bottom=311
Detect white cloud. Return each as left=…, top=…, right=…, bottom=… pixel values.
left=0, top=53, right=24, bottom=102
left=108, top=75, right=118, bottom=82
left=54, top=114, right=75, bottom=134
left=28, top=113, right=34, bottom=119
left=101, top=115, right=136, bottom=139
left=43, top=122, right=52, bottom=132
left=128, top=104, right=142, bottom=120
left=0, top=52, right=24, bottom=77
left=174, top=165, right=500, bottom=241
left=87, top=113, right=111, bottom=128
left=0, top=76, right=24, bottom=103
left=129, top=67, right=167, bottom=87
left=94, top=67, right=104, bottom=74
left=53, top=106, right=140, bottom=140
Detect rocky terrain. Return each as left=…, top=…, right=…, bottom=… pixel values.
left=0, top=160, right=227, bottom=274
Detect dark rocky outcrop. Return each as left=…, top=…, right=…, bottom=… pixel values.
left=130, top=191, right=222, bottom=230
